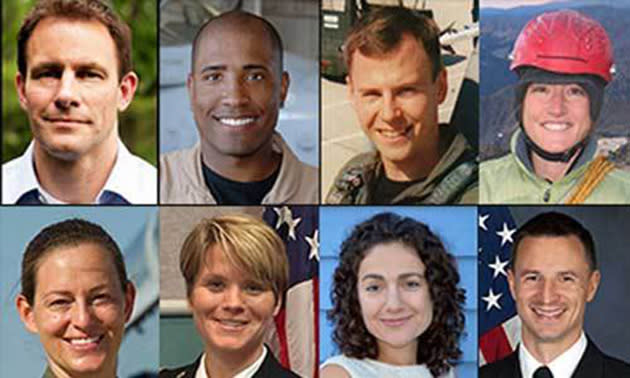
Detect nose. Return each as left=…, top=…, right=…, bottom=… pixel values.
left=546, top=87, right=567, bottom=116
left=54, top=72, right=80, bottom=110
left=222, top=286, right=245, bottom=311
left=540, top=278, right=559, bottom=304
left=384, top=286, right=404, bottom=312
left=380, top=92, right=401, bottom=124
left=220, top=76, right=249, bottom=107
left=70, top=301, right=96, bottom=329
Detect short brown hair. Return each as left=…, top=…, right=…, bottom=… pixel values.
left=17, top=0, right=133, bottom=81
left=21, top=218, right=129, bottom=305
left=179, top=214, right=288, bottom=302
left=344, top=7, right=443, bottom=80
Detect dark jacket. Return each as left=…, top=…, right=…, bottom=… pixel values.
left=159, top=348, right=300, bottom=378
left=480, top=338, right=630, bottom=378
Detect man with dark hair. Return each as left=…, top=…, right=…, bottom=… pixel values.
left=160, top=10, right=318, bottom=205
left=2, top=0, right=156, bottom=205
left=480, top=10, right=630, bottom=204
left=325, top=6, right=477, bottom=204
left=481, top=211, right=630, bottom=378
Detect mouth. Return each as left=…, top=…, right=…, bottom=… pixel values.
left=380, top=315, right=412, bottom=327
left=213, top=116, right=259, bottom=128
left=376, top=126, right=412, bottom=141
left=531, top=306, right=566, bottom=321
left=43, top=116, right=91, bottom=126
left=214, top=318, right=249, bottom=331
left=64, top=335, right=104, bottom=351
left=540, top=122, right=572, bottom=132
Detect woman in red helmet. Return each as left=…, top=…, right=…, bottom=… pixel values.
left=480, top=9, right=630, bottom=204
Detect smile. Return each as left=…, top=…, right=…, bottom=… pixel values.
left=380, top=315, right=412, bottom=327
left=214, top=318, right=249, bottom=331
left=65, top=335, right=104, bottom=350
left=215, top=117, right=257, bottom=127
left=377, top=126, right=412, bottom=139
left=531, top=306, right=565, bottom=320
left=541, top=122, right=571, bottom=131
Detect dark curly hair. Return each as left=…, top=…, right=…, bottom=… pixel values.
left=328, top=212, right=465, bottom=377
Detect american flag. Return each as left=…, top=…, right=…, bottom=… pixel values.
left=263, top=206, right=319, bottom=378
left=478, top=206, right=521, bottom=366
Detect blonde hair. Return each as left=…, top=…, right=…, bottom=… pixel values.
left=180, top=214, right=288, bottom=302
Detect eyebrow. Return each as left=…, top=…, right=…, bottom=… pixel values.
left=30, top=62, right=108, bottom=75
left=360, top=272, right=425, bottom=282
left=199, top=64, right=270, bottom=74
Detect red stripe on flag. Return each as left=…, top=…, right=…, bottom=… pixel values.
left=480, top=325, right=514, bottom=364
left=313, top=277, right=319, bottom=378
left=274, top=308, right=290, bottom=368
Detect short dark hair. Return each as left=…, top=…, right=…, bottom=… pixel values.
left=511, top=212, right=597, bottom=271
left=343, top=6, right=443, bottom=80
left=21, top=218, right=129, bottom=305
left=190, top=10, right=284, bottom=73
left=328, top=212, right=465, bottom=377
left=17, top=0, right=133, bottom=81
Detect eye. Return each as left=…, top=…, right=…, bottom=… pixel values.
left=560, top=274, right=576, bottom=283
left=202, top=72, right=222, bottom=82
left=398, top=87, right=418, bottom=97
left=403, top=279, right=422, bottom=290
left=48, top=298, right=71, bottom=309
left=364, top=283, right=383, bottom=293
left=243, top=281, right=265, bottom=294
left=33, top=70, right=61, bottom=80
left=529, top=85, right=549, bottom=94
left=92, top=293, right=112, bottom=304
left=246, top=72, right=265, bottom=81
left=523, top=273, right=539, bottom=282
left=77, top=70, right=104, bottom=80
left=206, top=280, right=225, bottom=292
left=566, top=85, right=586, bottom=97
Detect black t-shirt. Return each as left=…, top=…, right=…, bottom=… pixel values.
left=202, top=162, right=280, bottom=205
left=368, top=173, right=426, bottom=204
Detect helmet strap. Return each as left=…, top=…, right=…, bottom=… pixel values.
left=521, top=126, right=587, bottom=163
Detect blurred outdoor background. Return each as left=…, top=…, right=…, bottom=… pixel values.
left=2, top=0, right=157, bottom=165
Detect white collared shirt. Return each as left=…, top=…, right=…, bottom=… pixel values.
left=520, top=332, right=587, bottom=378
left=2, top=139, right=157, bottom=204
left=195, top=346, right=267, bottom=378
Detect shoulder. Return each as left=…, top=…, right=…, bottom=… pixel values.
left=480, top=153, right=516, bottom=176
left=321, top=355, right=354, bottom=378
left=479, top=351, right=519, bottom=378
left=587, top=167, right=630, bottom=203
left=325, top=152, right=377, bottom=204
left=583, top=339, right=630, bottom=376
left=256, top=349, right=301, bottom=378
left=159, top=360, right=197, bottom=378
left=160, top=145, right=198, bottom=169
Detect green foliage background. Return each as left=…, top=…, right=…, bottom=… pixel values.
left=2, top=0, right=157, bottom=165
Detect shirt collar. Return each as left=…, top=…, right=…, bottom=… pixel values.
left=14, top=139, right=134, bottom=204
left=195, top=345, right=267, bottom=378
left=520, top=332, right=587, bottom=378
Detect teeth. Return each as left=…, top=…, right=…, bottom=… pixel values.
left=542, top=122, right=570, bottom=131
left=533, top=307, right=564, bottom=318
left=379, top=128, right=410, bottom=138
left=70, top=336, right=100, bottom=345
left=219, top=319, right=246, bottom=326
left=219, top=117, right=255, bottom=126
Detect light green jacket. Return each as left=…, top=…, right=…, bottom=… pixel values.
left=480, top=129, right=630, bottom=204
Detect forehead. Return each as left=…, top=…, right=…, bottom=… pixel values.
left=194, top=19, right=278, bottom=70
left=349, top=34, right=432, bottom=87
left=198, top=244, right=245, bottom=278
left=26, top=17, right=117, bottom=69
left=359, top=242, right=425, bottom=277
left=514, top=235, right=589, bottom=272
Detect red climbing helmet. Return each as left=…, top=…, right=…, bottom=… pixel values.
left=510, top=9, right=614, bottom=83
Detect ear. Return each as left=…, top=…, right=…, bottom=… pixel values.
left=16, top=294, right=39, bottom=334
left=186, top=73, right=195, bottom=106
left=507, top=268, right=517, bottom=300
left=586, top=270, right=601, bottom=302
left=273, top=294, right=283, bottom=317
left=16, top=72, right=29, bottom=111
left=123, top=281, right=137, bottom=323
left=117, top=71, right=138, bottom=112
left=436, top=69, right=448, bottom=105
left=279, top=71, right=290, bottom=108
left=346, top=75, right=354, bottom=99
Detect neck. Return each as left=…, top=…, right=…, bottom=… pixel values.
left=522, top=329, right=582, bottom=364
left=377, top=340, right=418, bottom=366
left=201, top=140, right=280, bottom=182
left=531, top=150, right=579, bottom=182
left=204, top=344, right=264, bottom=378
left=33, top=137, right=118, bottom=204
left=381, top=136, right=441, bottom=182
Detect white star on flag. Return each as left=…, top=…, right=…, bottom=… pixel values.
left=274, top=206, right=302, bottom=240
left=305, top=229, right=319, bottom=261
left=482, top=288, right=503, bottom=312
left=488, top=255, right=509, bottom=279
left=479, top=213, right=490, bottom=231
left=496, top=222, right=516, bottom=247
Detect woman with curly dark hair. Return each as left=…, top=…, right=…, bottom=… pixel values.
left=321, top=212, right=466, bottom=378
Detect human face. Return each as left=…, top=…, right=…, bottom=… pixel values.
left=508, top=235, right=600, bottom=352
left=357, top=242, right=433, bottom=357
left=522, top=83, right=591, bottom=154
left=188, top=245, right=280, bottom=357
left=188, top=21, right=289, bottom=161
left=347, top=34, right=447, bottom=172
left=16, top=17, right=137, bottom=161
left=16, top=243, right=135, bottom=377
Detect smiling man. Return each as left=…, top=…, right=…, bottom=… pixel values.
left=159, top=11, right=318, bottom=205
left=480, top=10, right=630, bottom=204
left=480, top=212, right=630, bottom=378
left=325, top=7, right=477, bottom=204
left=2, top=0, right=156, bottom=205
